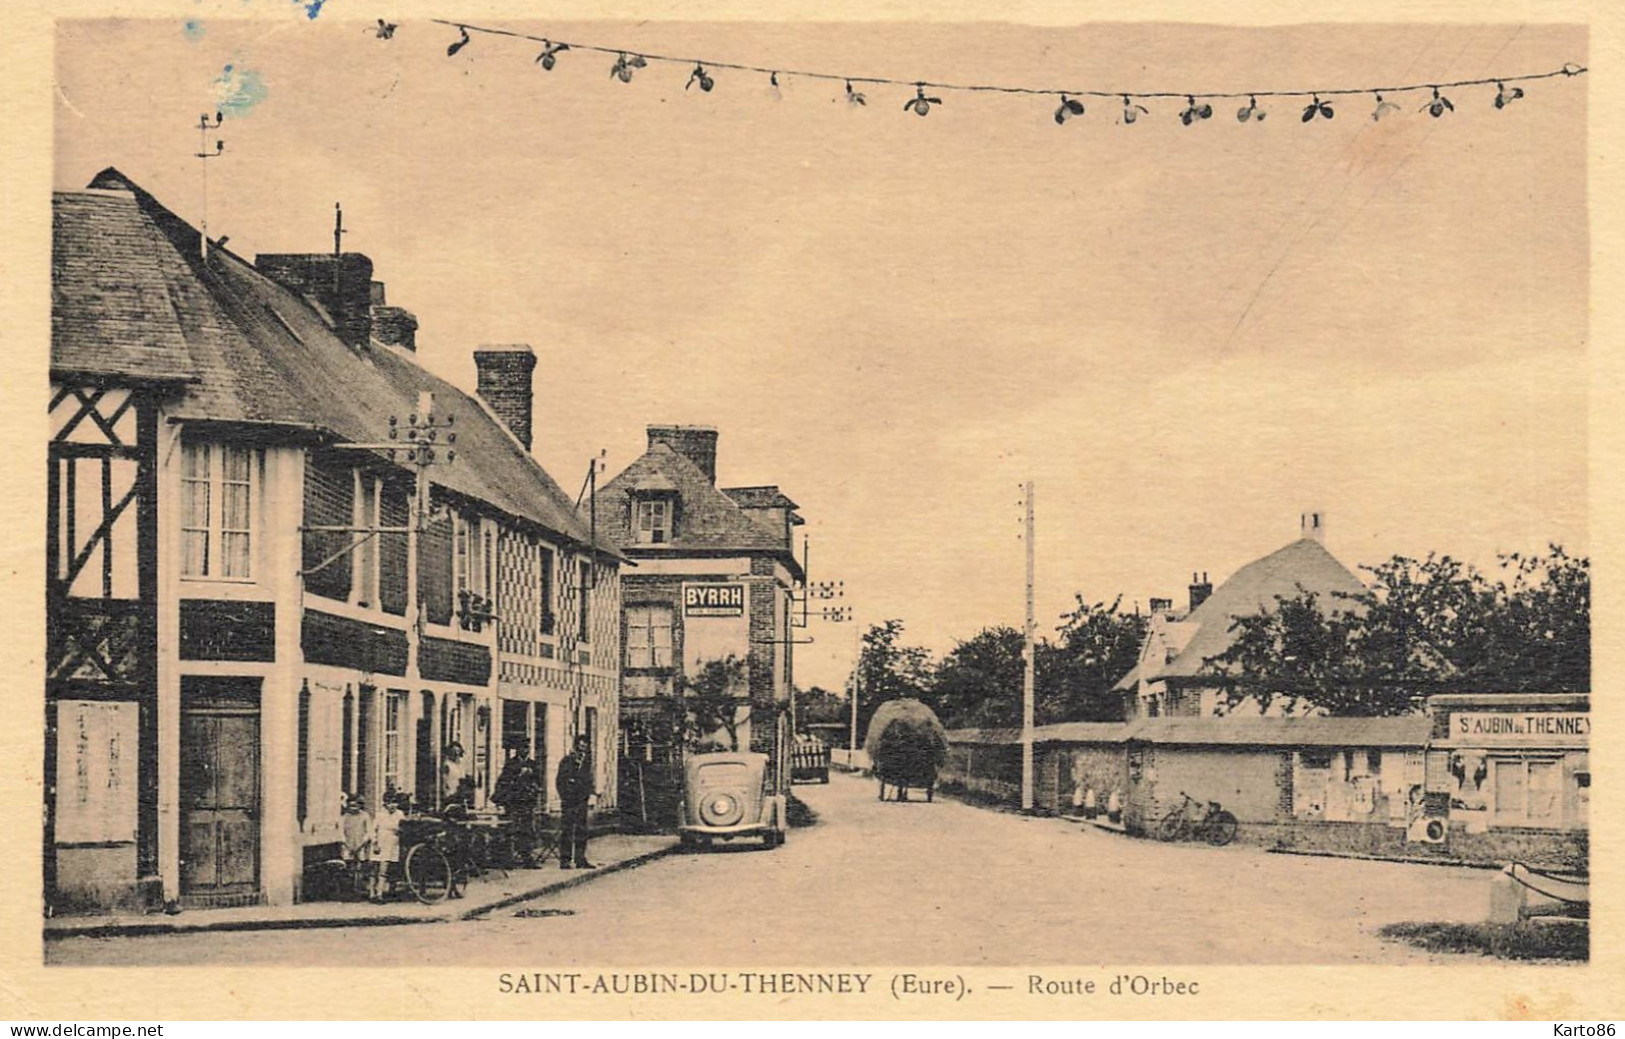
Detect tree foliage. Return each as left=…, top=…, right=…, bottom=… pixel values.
left=924, top=596, right=1148, bottom=729
left=1044, top=594, right=1149, bottom=724
left=678, top=654, right=748, bottom=750
left=1206, top=546, right=1589, bottom=716
left=852, top=619, right=934, bottom=737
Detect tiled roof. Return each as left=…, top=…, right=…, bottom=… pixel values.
left=1126, top=715, right=1428, bottom=748
left=944, top=727, right=1023, bottom=745
left=52, top=190, right=198, bottom=382
left=1114, top=538, right=1365, bottom=691
left=722, top=485, right=800, bottom=510
left=595, top=444, right=793, bottom=555
left=55, top=169, right=612, bottom=555
left=950, top=715, right=1428, bottom=748
left=1032, top=722, right=1137, bottom=744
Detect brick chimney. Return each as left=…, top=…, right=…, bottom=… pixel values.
left=255, top=253, right=374, bottom=349
left=1188, top=572, right=1213, bottom=613
left=647, top=425, right=718, bottom=483
left=369, top=281, right=418, bottom=351
left=1148, top=597, right=1174, bottom=615
left=1300, top=509, right=1327, bottom=544
left=473, top=344, right=537, bottom=451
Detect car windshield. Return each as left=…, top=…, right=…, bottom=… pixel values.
left=697, top=762, right=750, bottom=780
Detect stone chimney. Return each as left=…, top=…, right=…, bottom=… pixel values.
left=1188, top=572, right=1213, bottom=613
left=1300, top=510, right=1327, bottom=544
left=647, top=425, right=719, bottom=483
left=369, top=281, right=418, bottom=351
left=255, top=253, right=375, bottom=350
left=473, top=344, right=537, bottom=451
left=1148, top=597, right=1174, bottom=615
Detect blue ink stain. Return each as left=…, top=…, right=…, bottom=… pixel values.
left=301, top=0, right=327, bottom=19
left=214, top=62, right=269, bottom=116
left=183, top=19, right=205, bottom=40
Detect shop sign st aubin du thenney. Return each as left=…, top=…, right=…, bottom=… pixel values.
left=1451, top=712, right=1590, bottom=746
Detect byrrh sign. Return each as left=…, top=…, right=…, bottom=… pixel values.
left=1451, top=712, right=1590, bottom=745
left=684, top=582, right=746, bottom=617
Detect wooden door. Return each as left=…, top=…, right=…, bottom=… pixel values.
left=180, top=706, right=260, bottom=897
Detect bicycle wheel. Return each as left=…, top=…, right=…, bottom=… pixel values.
left=1204, top=810, right=1239, bottom=847
left=1156, top=808, right=1187, bottom=842
left=404, top=843, right=453, bottom=904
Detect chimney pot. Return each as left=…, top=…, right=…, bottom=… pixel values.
left=255, top=253, right=375, bottom=350
left=473, top=344, right=537, bottom=451
left=373, top=305, right=419, bottom=351
left=1188, top=572, right=1214, bottom=613
left=1300, top=509, right=1327, bottom=544
left=647, top=425, right=719, bottom=483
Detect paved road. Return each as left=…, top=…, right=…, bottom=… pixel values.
left=48, top=772, right=1494, bottom=965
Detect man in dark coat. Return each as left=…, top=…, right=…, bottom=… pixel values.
left=555, top=734, right=596, bottom=869
left=493, top=749, right=542, bottom=865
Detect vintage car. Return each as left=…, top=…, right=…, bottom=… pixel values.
left=679, top=751, right=787, bottom=849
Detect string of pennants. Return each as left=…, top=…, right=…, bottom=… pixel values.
left=369, top=18, right=1587, bottom=125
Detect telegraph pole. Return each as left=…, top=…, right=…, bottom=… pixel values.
left=1021, top=480, right=1035, bottom=812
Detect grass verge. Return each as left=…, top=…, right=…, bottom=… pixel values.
left=1378, top=920, right=1588, bottom=961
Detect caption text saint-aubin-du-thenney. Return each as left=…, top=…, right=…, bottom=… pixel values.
left=499, top=973, right=874, bottom=996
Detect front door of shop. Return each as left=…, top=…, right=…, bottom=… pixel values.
left=179, top=678, right=261, bottom=904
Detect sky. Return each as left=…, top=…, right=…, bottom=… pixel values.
left=53, top=16, right=1588, bottom=690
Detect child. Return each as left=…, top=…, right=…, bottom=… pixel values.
left=371, top=792, right=405, bottom=902
left=340, top=795, right=375, bottom=900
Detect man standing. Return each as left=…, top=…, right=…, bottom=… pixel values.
left=493, top=748, right=542, bottom=865
left=555, top=734, right=596, bottom=869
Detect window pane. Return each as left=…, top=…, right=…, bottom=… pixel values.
left=223, top=482, right=250, bottom=530
left=222, top=532, right=251, bottom=578
left=182, top=443, right=209, bottom=479
left=1528, top=761, right=1560, bottom=822
left=183, top=531, right=208, bottom=577
left=222, top=446, right=252, bottom=482
left=184, top=476, right=210, bottom=528
left=1493, top=760, right=1527, bottom=823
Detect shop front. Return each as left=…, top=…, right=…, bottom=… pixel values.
left=1421, top=693, right=1588, bottom=870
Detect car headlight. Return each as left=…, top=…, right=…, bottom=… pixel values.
left=699, top=791, right=744, bottom=826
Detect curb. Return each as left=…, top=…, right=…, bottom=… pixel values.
left=45, top=840, right=682, bottom=940
left=44, top=911, right=440, bottom=940
left=460, top=842, right=682, bottom=920
left=1266, top=846, right=1507, bottom=870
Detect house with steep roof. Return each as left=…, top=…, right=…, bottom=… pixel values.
left=1115, top=511, right=1366, bottom=719
left=590, top=426, right=805, bottom=826
left=49, top=169, right=626, bottom=912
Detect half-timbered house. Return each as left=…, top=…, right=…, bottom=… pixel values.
left=49, top=169, right=624, bottom=912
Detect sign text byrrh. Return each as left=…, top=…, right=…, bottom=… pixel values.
left=684, top=582, right=745, bottom=617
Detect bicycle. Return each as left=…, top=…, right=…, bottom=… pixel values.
left=1156, top=791, right=1239, bottom=846
left=402, top=816, right=491, bottom=903
left=484, top=820, right=559, bottom=869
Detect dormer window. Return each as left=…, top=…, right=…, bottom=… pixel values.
left=634, top=496, right=674, bottom=545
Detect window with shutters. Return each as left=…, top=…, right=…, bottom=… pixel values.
left=1492, top=757, right=1563, bottom=827
left=302, top=456, right=354, bottom=601
left=383, top=690, right=404, bottom=796
left=577, top=560, right=592, bottom=643
left=378, top=482, right=410, bottom=616
left=626, top=604, right=674, bottom=669
left=539, top=546, right=556, bottom=636
left=419, top=509, right=454, bottom=626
